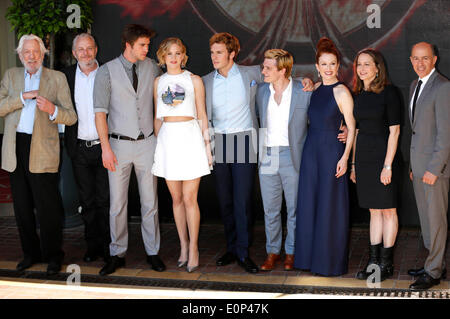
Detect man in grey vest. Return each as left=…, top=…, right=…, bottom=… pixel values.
left=94, top=24, right=165, bottom=275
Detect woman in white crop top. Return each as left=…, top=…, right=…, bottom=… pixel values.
left=152, top=38, right=212, bottom=273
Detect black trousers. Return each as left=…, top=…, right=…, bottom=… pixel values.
left=213, top=131, right=257, bottom=259
left=9, top=133, right=64, bottom=263
left=71, top=140, right=110, bottom=257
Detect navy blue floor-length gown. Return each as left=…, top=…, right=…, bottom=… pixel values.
left=294, top=82, right=349, bottom=276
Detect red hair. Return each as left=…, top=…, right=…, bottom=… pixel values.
left=315, top=37, right=341, bottom=64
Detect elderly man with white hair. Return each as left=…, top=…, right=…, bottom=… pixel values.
left=0, top=34, right=77, bottom=275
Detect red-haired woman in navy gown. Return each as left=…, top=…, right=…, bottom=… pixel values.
left=294, top=37, right=356, bottom=276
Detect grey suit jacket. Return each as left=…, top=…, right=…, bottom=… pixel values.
left=409, top=70, right=450, bottom=178
left=202, top=64, right=262, bottom=131
left=256, top=80, right=312, bottom=172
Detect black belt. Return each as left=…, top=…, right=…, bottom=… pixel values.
left=78, top=139, right=101, bottom=147
left=109, top=132, right=153, bottom=141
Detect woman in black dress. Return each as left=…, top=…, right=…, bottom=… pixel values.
left=350, top=49, right=401, bottom=282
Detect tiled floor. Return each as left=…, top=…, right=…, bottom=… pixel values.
left=0, top=216, right=449, bottom=292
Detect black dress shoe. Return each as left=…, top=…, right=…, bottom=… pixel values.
left=237, top=257, right=259, bottom=274
left=16, top=257, right=41, bottom=271
left=408, top=267, right=447, bottom=279
left=408, top=267, right=425, bottom=277
left=99, top=256, right=125, bottom=276
left=147, top=255, right=166, bottom=272
left=409, top=273, right=440, bottom=290
left=216, top=252, right=236, bottom=266
left=46, top=261, right=61, bottom=276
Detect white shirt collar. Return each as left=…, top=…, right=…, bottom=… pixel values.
left=418, top=68, right=435, bottom=86
left=76, top=60, right=99, bottom=77
left=269, top=77, right=292, bottom=95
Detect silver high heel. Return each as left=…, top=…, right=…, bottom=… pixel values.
left=186, top=265, right=199, bottom=273
left=177, top=260, right=188, bottom=268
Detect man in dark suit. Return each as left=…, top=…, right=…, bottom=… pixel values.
left=407, top=42, right=450, bottom=290
left=62, top=33, right=110, bottom=263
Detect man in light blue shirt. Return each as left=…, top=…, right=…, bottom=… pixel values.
left=17, top=66, right=41, bottom=133
left=19, top=65, right=59, bottom=129
left=0, top=34, right=77, bottom=275
left=203, top=32, right=315, bottom=274
left=203, top=33, right=261, bottom=274
left=212, top=62, right=253, bottom=134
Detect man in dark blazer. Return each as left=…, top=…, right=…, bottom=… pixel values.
left=407, top=42, right=450, bottom=290
left=62, top=33, right=110, bottom=263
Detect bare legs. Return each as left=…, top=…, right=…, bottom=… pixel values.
left=166, top=178, right=201, bottom=268
left=369, top=208, right=398, bottom=247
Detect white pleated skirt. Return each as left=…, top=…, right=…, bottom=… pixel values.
left=152, top=119, right=211, bottom=181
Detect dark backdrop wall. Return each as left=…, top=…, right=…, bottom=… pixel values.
left=90, top=0, right=450, bottom=226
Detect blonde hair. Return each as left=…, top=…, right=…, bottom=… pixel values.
left=264, top=49, right=293, bottom=78
left=156, top=37, right=188, bottom=68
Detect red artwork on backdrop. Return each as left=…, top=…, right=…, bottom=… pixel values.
left=97, top=0, right=427, bottom=81
left=98, top=0, right=188, bottom=19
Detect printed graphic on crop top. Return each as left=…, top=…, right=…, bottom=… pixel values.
left=161, top=83, right=185, bottom=107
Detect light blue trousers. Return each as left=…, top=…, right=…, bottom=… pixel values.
left=259, top=146, right=299, bottom=255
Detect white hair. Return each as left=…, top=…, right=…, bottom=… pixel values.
left=16, top=34, right=48, bottom=56
left=72, top=33, right=96, bottom=50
